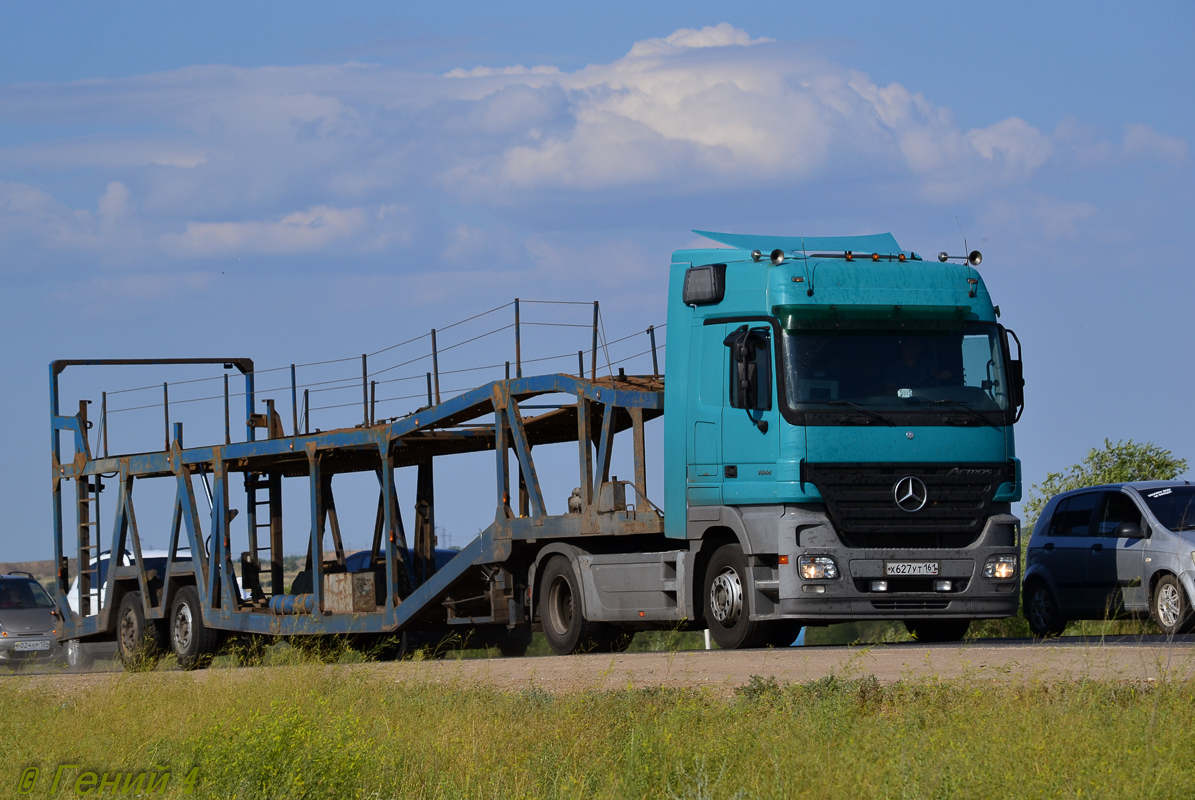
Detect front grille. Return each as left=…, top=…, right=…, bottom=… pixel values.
left=805, top=461, right=1012, bottom=547
left=871, top=600, right=951, bottom=611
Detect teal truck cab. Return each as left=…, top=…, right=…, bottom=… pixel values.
left=665, top=231, right=1024, bottom=645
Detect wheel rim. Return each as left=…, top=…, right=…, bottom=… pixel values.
left=1028, top=585, right=1051, bottom=631
left=709, top=566, right=743, bottom=627
left=173, top=602, right=194, bottom=652
left=546, top=575, right=574, bottom=636
left=1157, top=583, right=1181, bottom=628
left=119, top=607, right=138, bottom=654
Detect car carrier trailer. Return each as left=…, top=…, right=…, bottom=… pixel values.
left=50, top=229, right=1026, bottom=667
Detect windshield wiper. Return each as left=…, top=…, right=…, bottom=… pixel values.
left=826, top=401, right=895, bottom=426
left=908, top=398, right=1002, bottom=429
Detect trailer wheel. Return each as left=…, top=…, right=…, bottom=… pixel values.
left=170, top=586, right=223, bottom=670
left=703, top=544, right=770, bottom=649
left=497, top=628, right=534, bottom=658
left=539, top=555, right=608, bottom=655
left=116, top=591, right=163, bottom=670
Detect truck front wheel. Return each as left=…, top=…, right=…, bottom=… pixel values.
left=703, top=544, right=770, bottom=649
left=539, top=556, right=609, bottom=655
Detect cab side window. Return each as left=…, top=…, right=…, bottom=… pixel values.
left=1096, top=492, right=1142, bottom=536
left=1051, top=492, right=1098, bottom=536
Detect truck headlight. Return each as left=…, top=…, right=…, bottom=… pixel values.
left=798, top=555, right=838, bottom=580
left=983, top=554, right=1017, bottom=580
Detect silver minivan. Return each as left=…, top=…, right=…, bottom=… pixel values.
left=1023, top=481, right=1195, bottom=636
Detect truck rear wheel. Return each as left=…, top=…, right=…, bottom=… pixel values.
left=704, top=544, right=769, bottom=650
left=539, top=555, right=609, bottom=655
left=116, top=592, right=163, bottom=669
left=170, top=586, right=223, bottom=669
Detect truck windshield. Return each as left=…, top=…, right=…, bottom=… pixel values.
left=781, top=323, right=1009, bottom=415
left=1137, top=486, right=1195, bottom=532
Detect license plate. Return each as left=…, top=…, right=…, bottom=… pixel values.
left=885, top=561, right=940, bottom=577
left=13, top=640, right=51, bottom=652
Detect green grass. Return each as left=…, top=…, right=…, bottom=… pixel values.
left=3, top=664, right=1193, bottom=799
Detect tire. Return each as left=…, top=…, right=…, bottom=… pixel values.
left=116, top=591, right=163, bottom=669
left=904, top=619, right=971, bottom=643
left=497, top=629, right=534, bottom=658
left=1024, top=580, right=1066, bottom=637
left=66, top=640, right=95, bottom=670
left=703, top=544, right=770, bottom=650
left=169, top=586, right=223, bottom=670
left=761, top=620, right=804, bottom=648
left=539, top=555, right=609, bottom=655
left=1152, top=574, right=1194, bottom=636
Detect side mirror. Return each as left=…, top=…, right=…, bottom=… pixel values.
left=723, top=324, right=771, bottom=433
left=1114, top=522, right=1143, bottom=538
left=999, top=326, right=1025, bottom=420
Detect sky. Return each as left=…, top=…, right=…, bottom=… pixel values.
left=1, top=1, right=1192, bottom=562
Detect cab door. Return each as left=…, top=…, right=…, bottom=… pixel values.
left=1088, top=490, right=1147, bottom=614
left=1047, top=492, right=1100, bottom=615
left=686, top=323, right=725, bottom=506
left=720, top=323, right=779, bottom=504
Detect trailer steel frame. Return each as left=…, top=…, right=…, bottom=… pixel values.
left=50, top=358, right=664, bottom=645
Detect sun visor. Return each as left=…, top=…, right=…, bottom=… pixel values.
left=774, top=304, right=976, bottom=330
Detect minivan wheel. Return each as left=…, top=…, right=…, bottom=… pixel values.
left=116, top=592, right=162, bottom=669
left=170, top=586, right=223, bottom=669
left=1025, top=581, right=1066, bottom=637
left=1152, top=575, right=1194, bottom=636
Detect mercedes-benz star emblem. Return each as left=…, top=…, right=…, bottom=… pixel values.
left=893, top=476, right=928, bottom=512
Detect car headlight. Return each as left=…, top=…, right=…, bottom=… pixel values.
left=798, top=555, right=838, bottom=580
left=983, top=554, right=1017, bottom=580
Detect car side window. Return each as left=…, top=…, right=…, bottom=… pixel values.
left=1045, top=498, right=1067, bottom=536
left=1096, top=492, right=1141, bottom=536
left=1052, top=492, right=1099, bottom=536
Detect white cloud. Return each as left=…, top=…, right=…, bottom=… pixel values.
left=0, top=23, right=1177, bottom=267
left=162, top=205, right=370, bottom=257
left=626, top=23, right=772, bottom=57
left=1123, top=123, right=1187, bottom=165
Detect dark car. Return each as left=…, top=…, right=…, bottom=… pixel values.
left=0, top=573, right=64, bottom=664
left=1023, top=481, right=1195, bottom=636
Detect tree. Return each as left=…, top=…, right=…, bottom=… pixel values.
left=1021, top=439, right=1188, bottom=535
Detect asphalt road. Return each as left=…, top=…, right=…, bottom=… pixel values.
left=6, top=635, right=1195, bottom=691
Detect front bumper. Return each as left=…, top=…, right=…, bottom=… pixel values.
left=769, top=511, right=1020, bottom=621
left=0, top=634, right=64, bottom=662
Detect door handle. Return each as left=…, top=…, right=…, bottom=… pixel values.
left=1042, top=542, right=1054, bottom=552
left=1090, top=543, right=1103, bottom=553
